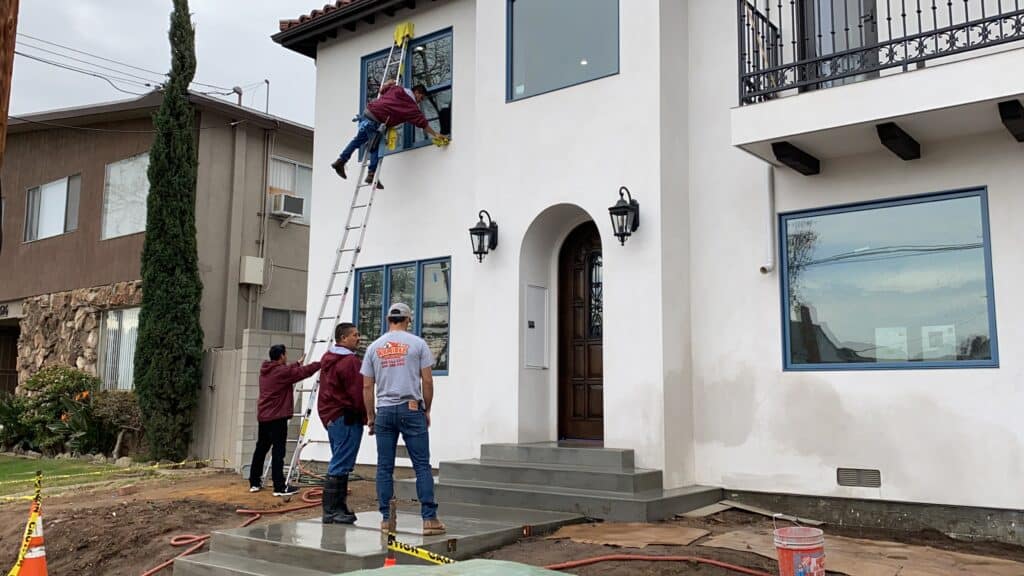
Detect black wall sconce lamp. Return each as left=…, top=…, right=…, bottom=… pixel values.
left=469, top=210, right=498, bottom=262
left=608, top=186, right=640, bottom=246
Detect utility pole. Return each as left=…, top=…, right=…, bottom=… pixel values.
left=0, top=0, right=19, bottom=166
left=0, top=0, right=19, bottom=253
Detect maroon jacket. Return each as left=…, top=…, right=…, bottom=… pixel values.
left=257, top=360, right=321, bottom=423
left=318, top=345, right=366, bottom=427
left=367, top=84, right=430, bottom=129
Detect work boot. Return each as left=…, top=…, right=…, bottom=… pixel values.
left=338, top=474, right=357, bottom=521
left=331, top=158, right=347, bottom=179
left=422, top=518, right=446, bottom=535
left=365, top=172, right=384, bottom=190
left=323, top=475, right=356, bottom=524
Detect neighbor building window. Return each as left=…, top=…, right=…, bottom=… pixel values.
left=100, top=307, right=140, bottom=390
left=508, top=0, right=619, bottom=100
left=355, top=258, right=451, bottom=372
left=361, top=28, right=453, bottom=152
left=269, top=157, right=312, bottom=223
left=102, top=153, right=150, bottom=239
left=262, top=308, right=306, bottom=334
left=781, top=190, right=998, bottom=370
left=24, top=175, right=81, bottom=242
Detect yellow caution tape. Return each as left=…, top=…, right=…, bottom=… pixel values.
left=386, top=533, right=456, bottom=565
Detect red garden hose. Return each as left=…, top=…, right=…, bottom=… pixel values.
left=139, top=488, right=324, bottom=576
left=544, top=554, right=773, bottom=576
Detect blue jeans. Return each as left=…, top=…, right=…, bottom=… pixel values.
left=375, top=403, right=437, bottom=520
left=326, top=416, right=363, bottom=477
left=338, top=116, right=382, bottom=174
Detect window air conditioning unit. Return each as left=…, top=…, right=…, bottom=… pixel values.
left=271, top=193, right=304, bottom=219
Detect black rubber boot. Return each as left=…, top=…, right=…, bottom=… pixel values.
left=323, top=475, right=356, bottom=524
left=338, top=474, right=357, bottom=523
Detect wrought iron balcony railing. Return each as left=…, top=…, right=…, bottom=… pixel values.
left=738, top=0, right=1024, bottom=105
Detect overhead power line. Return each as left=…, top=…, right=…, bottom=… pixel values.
left=14, top=50, right=150, bottom=96
left=16, top=40, right=166, bottom=86
left=16, top=31, right=236, bottom=92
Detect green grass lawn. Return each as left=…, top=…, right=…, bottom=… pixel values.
left=0, top=454, right=129, bottom=496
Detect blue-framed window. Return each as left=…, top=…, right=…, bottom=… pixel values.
left=354, top=258, right=451, bottom=373
left=359, top=28, right=452, bottom=154
left=780, top=189, right=998, bottom=370
left=506, top=0, right=619, bottom=101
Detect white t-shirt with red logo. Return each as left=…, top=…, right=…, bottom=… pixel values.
left=360, top=330, right=435, bottom=408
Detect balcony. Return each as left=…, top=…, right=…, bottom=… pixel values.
left=733, top=1, right=1024, bottom=168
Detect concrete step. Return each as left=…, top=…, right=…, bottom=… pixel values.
left=397, top=477, right=722, bottom=523
left=480, top=442, right=634, bottom=471
left=441, top=459, right=662, bottom=494
left=173, top=551, right=331, bottom=576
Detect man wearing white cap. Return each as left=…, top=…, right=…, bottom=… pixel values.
left=362, top=302, right=445, bottom=535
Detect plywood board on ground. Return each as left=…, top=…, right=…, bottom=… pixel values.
left=677, top=502, right=733, bottom=518
left=547, top=522, right=710, bottom=549
left=720, top=499, right=825, bottom=526
left=701, top=529, right=1024, bottom=576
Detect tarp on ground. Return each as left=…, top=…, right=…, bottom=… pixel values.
left=341, top=559, right=563, bottom=575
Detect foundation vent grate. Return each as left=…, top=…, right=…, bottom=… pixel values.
left=837, top=467, right=881, bottom=488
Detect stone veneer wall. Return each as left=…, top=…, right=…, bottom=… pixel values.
left=16, top=280, right=142, bottom=390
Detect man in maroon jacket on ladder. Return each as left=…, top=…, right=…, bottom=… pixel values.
left=318, top=322, right=366, bottom=523
left=248, top=344, right=321, bottom=497
left=331, top=80, right=447, bottom=189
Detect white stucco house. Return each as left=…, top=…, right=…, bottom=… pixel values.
left=273, top=0, right=1024, bottom=518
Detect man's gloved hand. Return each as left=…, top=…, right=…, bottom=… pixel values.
left=432, top=135, right=451, bottom=147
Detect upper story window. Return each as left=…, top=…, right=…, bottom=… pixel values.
left=25, top=175, right=80, bottom=242
left=361, top=28, right=453, bottom=152
left=355, top=258, right=451, bottom=373
left=507, top=0, right=619, bottom=101
left=262, top=307, right=307, bottom=334
left=781, top=189, right=998, bottom=370
left=102, top=153, right=150, bottom=240
left=270, top=157, right=313, bottom=224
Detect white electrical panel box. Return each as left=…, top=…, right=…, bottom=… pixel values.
left=525, top=285, right=549, bottom=368
left=240, top=256, right=265, bottom=286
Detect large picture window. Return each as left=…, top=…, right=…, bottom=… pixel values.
left=360, top=28, right=453, bottom=153
left=24, top=175, right=80, bottom=242
left=508, top=0, right=619, bottom=101
left=355, top=258, right=451, bottom=373
left=781, top=190, right=998, bottom=370
left=102, top=153, right=150, bottom=239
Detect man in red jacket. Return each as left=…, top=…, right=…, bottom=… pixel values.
left=317, top=322, right=365, bottom=523
left=330, top=80, right=447, bottom=189
left=248, top=344, right=321, bottom=497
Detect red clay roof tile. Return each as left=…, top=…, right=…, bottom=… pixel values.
left=279, top=0, right=367, bottom=32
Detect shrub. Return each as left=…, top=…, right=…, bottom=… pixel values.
left=93, top=390, right=144, bottom=456
left=0, top=393, right=31, bottom=451
left=21, top=366, right=102, bottom=454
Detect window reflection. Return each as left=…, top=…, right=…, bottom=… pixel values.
left=783, top=193, right=996, bottom=367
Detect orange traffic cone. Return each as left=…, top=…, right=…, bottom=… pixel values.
left=18, top=501, right=48, bottom=576
left=383, top=556, right=397, bottom=568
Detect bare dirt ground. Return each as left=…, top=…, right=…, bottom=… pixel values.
left=0, top=464, right=411, bottom=575
left=483, top=509, right=1024, bottom=575
left=3, top=468, right=1023, bottom=576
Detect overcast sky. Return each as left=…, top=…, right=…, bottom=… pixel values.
left=10, top=0, right=318, bottom=126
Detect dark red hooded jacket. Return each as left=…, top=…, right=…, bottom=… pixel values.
left=367, top=83, right=430, bottom=129
left=318, top=345, right=366, bottom=427
left=257, top=360, right=321, bottom=423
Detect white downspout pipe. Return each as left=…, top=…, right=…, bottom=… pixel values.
left=759, top=163, right=776, bottom=275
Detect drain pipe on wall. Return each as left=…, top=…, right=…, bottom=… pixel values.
left=759, top=163, right=777, bottom=275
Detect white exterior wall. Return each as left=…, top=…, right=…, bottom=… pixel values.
left=691, top=0, right=1024, bottom=508
left=306, top=0, right=686, bottom=480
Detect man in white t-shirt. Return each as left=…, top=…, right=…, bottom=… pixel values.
left=362, top=302, right=445, bottom=535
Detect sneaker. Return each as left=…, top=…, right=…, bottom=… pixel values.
left=249, top=485, right=261, bottom=493
left=331, top=158, right=347, bottom=179
left=273, top=486, right=299, bottom=497
left=365, top=173, right=384, bottom=190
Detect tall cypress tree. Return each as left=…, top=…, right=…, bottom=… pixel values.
left=134, top=0, right=204, bottom=460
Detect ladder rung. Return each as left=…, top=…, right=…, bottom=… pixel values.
left=351, top=203, right=369, bottom=209
left=345, top=225, right=362, bottom=230
left=325, top=292, right=347, bottom=297
left=339, top=247, right=360, bottom=253
left=333, top=269, right=350, bottom=275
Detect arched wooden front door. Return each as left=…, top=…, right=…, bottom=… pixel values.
left=558, top=222, right=603, bottom=441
